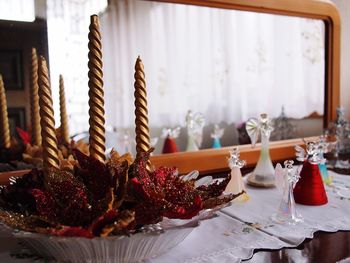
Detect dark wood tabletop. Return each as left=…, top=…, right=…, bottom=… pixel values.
left=245, top=231, right=350, bottom=262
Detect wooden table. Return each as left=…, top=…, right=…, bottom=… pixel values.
left=0, top=169, right=349, bottom=263
left=247, top=231, right=350, bottom=262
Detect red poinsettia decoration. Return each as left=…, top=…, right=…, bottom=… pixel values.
left=0, top=149, right=236, bottom=238
left=16, top=127, right=31, bottom=145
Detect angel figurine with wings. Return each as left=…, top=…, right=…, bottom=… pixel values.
left=161, top=127, right=181, bottom=154
left=211, top=124, right=224, bottom=149
left=225, top=147, right=249, bottom=202
left=272, top=160, right=303, bottom=224
left=245, top=113, right=275, bottom=187
left=294, top=141, right=328, bottom=205
left=316, top=136, right=335, bottom=185
left=185, top=110, right=206, bottom=152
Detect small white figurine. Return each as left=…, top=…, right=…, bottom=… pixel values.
left=120, top=129, right=134, bottom=155
left=211, top=124, right=224, bottom=149
left=272, top=160, right=303, bottom=224
left=185, top=110, right=205, bottom=152
left=225, top=147, right=249, bottom=202
left=245, top=113, right=275, bottom=187
left=316, top=136, right=333, bottom=185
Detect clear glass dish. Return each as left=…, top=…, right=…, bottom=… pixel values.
left=5, top=204, right=228, bottom=263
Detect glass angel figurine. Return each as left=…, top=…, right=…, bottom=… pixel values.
left=225, top=147, right=249, bottom=202
left=161, top=127, right=181, bottom=154
left=211, top=124, right=224, bottom=149
left=316, top=136, right=333, bottom=185
left=272, top=160, right=303, bottom=224
left=120, top=129, right=134, bottom=155
left=185, top=110, right=206, bottom=152
left=294, top=141, right=328, bottom=205
left=245, top=113, right=275, bottom=187
left=333, top=107, right=350, bottom=168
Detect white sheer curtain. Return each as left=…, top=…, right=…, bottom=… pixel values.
left=46, top=0, right=107, bottom=134
left=100, top=0, right=325, bottom=129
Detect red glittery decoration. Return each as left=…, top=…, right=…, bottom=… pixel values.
left=197, top=175, right=231, bottom=199
left=30, top=189, right=57, bottom=220
left=90, top=209, right=119, bottom=236
left=51, top=226, right=93, bottom=238
left=0, top=149, right=235, bottom=237
left=293, top=161, right=328, bottom=206
left=74, top=149, right=112, bottom=200
left=130, top=156, right=204, bottom=221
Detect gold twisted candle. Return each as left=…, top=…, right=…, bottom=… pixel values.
left=30, top=48, right=42, bottom=146
left=59, top=75, right=70, bottom=145
left=0, top=75, right=11, bottom=149
left=88, top=15, right=106, bottom=163
left=38, top=56, right=59, bottom=170
left=134, top=56, right=151, bottom=161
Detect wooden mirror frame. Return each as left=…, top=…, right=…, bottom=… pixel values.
left=149, top=0, right=340, bottom=174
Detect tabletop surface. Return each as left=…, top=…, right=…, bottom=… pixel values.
left=246, top=231, right=350, bottom=262
left=0, top=170, right=349, bottom=263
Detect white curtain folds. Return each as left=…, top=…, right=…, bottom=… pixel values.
left=102, top=0, right=325, bottom=130
left=46, top=0, right=108, bottom=134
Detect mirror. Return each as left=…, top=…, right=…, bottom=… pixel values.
left=99, top=0, right=327, bottom=156
left=0, top=0, right=340, bottom=174
left=148, top=0, right=340, bottom=173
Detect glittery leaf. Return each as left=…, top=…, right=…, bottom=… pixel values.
left=74, top=149, right=112, bottom=201
left=51, top=226, right=93, bottom=238
left=197, top=175, right=231, bottom=200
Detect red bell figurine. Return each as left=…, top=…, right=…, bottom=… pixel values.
left=293, top=142, right=328, bottom=205
left=161, top=127, right=180, bottom=154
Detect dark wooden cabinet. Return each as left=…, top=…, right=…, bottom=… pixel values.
left=0, top=18, right=49, bottom=131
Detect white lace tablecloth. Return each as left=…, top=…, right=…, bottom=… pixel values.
left=0, top=171, right=349, bottom=263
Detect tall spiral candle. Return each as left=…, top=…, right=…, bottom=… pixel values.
left=38, top=56, right=59, bottom=170
left=134, top=56, right=151, bottom=161
left=0, top=75, right=11, bottom=149
left=59, top=75, right=70, bottom=145
left=30, top=47, right=42, bottom=146
left=88, top=15, right=106, bottom=163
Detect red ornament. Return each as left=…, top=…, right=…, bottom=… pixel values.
left=162, top=136, right=178, bottom=154
left=293, top=161, right=328, bottom=205
left=16, top=127, right=30, bottom=145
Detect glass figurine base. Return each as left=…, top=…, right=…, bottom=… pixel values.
left=271, top=213, right=304, bottom=225
left=247, top=173, right=275, bottom=188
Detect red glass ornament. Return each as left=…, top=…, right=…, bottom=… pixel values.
left=162, top=136, right=178, bottom=154
left=293, top=161, right=328, bottom=205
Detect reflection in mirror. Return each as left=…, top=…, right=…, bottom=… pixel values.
left=0, top=0, right=326, bottom=159
left=100, top=0, right=326, bottom=156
